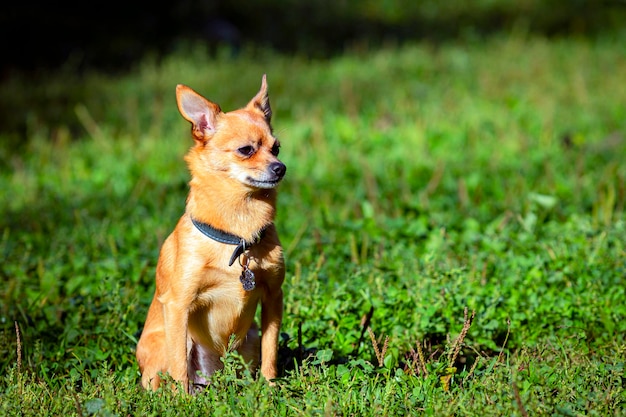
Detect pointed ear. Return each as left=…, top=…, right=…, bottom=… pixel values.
left=247, top=74, right=272, bottom=122
left=176, top=85, right=222, bottom=143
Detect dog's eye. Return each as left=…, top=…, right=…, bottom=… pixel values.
left=237, top=146, right=255, bottom=157
left=271, top=143, right=280, bottom=156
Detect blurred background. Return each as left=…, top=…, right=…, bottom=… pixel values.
left=2, top=0, right=624, bottom=150
left=2, top=0, right=623, bottom=74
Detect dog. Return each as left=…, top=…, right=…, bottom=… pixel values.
left=136, top=75, right=286, bottom=393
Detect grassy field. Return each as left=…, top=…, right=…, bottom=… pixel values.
left=1, top=32, right=625, bottom=415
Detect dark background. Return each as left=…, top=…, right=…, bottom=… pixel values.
left=0, top=0, right=623, bottom=152
left=2, top=0, right=624, bottom=74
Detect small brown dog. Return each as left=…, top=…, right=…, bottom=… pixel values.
left=136, top=75, right=286, bottom=392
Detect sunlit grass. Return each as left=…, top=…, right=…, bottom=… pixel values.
left=1, top=34, right=625, bottom=415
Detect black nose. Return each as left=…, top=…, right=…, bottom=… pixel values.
left=270, top=162, right=286, bottom=178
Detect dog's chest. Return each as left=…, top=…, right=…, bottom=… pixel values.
left=184, top=231, right=283, bottom=314
left=192, top=256, right=276, bottom=304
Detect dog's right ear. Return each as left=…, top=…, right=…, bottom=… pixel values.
left=247, top=74, right=272, bottom=123
left=176, top=85, right=222, bottom=143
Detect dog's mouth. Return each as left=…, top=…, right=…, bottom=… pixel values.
left=245, top=177, right=283, bottom=189
left=243, top=161, right=286, bottom=189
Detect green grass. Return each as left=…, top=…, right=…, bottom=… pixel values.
left=1, top=33, right=625, bottom=415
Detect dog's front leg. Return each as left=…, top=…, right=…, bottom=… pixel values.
left=163, top=300, right=190, bottom=392
left=260, top=288, right=283, bottom=382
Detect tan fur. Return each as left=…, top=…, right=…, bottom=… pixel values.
left=136, top=75, right=286, bottom=393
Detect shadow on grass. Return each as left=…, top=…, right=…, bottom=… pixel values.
left=276, top=307, right=503, bottom=381
left=0, top=178, right=188, bottom=374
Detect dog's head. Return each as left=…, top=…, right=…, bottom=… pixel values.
left=176, top=75, right=286, bottom=190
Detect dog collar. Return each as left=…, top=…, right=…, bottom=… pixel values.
left=190, top=217, right=266, bottom=266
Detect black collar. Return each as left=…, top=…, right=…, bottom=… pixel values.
left=191, top=217, right=266, bottom=266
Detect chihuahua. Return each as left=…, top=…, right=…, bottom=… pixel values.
left=136, top=75, right=286, bottom=392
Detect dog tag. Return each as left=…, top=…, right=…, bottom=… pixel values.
left=240, top=267, right=256, bottom=291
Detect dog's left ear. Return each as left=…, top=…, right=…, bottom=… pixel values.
left=176, top=84, right=222, bottom=144
left=247, top=74, right=272, bottom=123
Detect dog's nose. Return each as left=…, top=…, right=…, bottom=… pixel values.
left=270, top=162, right=286, bottom=178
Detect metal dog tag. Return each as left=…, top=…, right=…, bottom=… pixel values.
left=240, top=267, right=256, bottom=291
